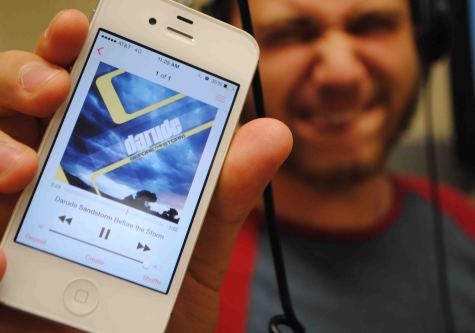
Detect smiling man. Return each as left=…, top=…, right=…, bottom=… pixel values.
left=235, top=0, right=420, bottom=229
left=212, top=0, right=475, bottom=332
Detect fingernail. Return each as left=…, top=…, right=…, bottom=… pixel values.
left=0, top=143, right=23, bottom=176
left=20, top=62, right=60, bottom=92
left=44, top=9, right=66, bottom=39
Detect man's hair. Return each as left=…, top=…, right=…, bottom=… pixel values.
left=204, top=0, right=444, bottom=70
left=205, top=0, right=420, bottom=29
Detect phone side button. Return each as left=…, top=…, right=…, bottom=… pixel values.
left=63, top=278, right=99, bottom=316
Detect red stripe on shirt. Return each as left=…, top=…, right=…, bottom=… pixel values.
left=396, top=174, right=475, bottom=240
left=215, top=214, right=260, bottom=333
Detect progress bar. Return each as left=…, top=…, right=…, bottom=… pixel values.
left=49, top=229, right=143, bottom=264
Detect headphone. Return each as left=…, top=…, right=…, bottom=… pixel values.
left=410, top=0, right=451, bottom=66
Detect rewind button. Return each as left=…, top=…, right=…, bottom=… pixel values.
left=58, top=216, right=72, bottom=225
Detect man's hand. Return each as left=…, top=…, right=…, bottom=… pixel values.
left=0, top=9, right=292, bottom=333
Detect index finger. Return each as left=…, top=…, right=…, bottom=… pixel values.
left=35, top=9, right=89, bottom=68
left=0, top=10, right=89, bottom=118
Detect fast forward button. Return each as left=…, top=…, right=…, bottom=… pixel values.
left=137, top=242, right=151, bottom=252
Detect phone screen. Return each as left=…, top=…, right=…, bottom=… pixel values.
left=14, top=29, right=239, bottom=294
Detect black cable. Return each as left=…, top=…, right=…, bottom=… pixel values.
left=236, top=0, right=305, bottom=332
left=422, top=73, right=456, bottom=333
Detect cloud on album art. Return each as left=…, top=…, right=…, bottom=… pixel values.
left=58, top=62, right=218, bottom=223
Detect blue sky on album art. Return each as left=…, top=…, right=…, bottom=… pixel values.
left=60, top=62, right=218, bottom=215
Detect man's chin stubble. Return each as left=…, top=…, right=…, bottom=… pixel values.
left=282, top=156, right=387, bottom=193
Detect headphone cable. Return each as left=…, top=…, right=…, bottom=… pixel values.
left=236, top=0, right=306, bottom=332
left=422, top=71, right=456, bottom=333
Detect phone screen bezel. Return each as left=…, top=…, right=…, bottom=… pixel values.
left=13, top=28, right=241, bottom=294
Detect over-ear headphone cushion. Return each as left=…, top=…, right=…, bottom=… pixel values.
left=411, top=0, right=451, bottom=65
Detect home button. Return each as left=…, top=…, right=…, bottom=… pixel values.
left=63, top=278, right=99, bottom=316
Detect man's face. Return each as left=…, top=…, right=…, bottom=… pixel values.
left=238, top=0, right=420, bottom=188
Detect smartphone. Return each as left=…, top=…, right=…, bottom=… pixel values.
left=0, top=0, right=258, bottom=332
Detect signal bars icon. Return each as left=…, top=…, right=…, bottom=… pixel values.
left=101, top=35, right=117, bottom=43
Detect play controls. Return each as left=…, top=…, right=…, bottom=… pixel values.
left=137, top=242, right=151, bottom=252
left=99, top=227, right=111, bottom=240
left=63, top=278, right=99, bottom=316
left=58, top=216, right=72, bottom=224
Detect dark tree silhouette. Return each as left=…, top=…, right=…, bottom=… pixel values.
left=122, top=190, right=158, bottom=210
left=161, top=208, right=179, bottom=223
left=119, top=190, right=180, bottom=224
left=135, top=190, right=158, bottom=202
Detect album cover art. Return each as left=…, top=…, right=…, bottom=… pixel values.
left=57, top=62, right=218, bottom=223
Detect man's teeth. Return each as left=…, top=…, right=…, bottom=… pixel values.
left=312, top=111, right=361, bottom=124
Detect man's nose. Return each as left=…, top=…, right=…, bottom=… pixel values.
left=310, top=32, right=367, bottom=106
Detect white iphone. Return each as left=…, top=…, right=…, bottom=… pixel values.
left=0, top=0, right=258, bottom=332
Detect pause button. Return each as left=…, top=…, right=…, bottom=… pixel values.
left=99, top=227, right=111, bottom=240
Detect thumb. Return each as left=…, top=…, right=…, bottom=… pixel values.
left=188, top=117, right=293, bottom=289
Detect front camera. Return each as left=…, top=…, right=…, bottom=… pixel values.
left=149, top=17, right=157, bottom=25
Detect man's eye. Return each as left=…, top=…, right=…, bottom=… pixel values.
left=260, top=26, right=319, bottom=48
left=348, top=16, right=399, bottom=36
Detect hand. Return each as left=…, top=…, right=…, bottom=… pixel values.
left=0, top=9, right=292, bottom=333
